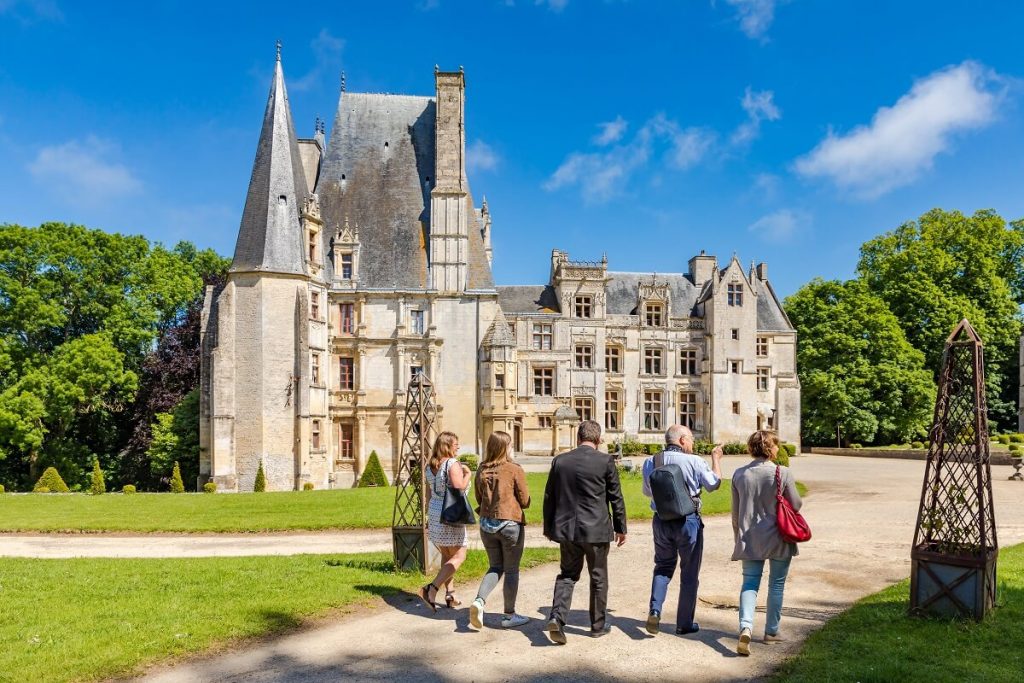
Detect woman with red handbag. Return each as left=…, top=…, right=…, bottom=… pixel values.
left=730, top=430, right=806, bottom=656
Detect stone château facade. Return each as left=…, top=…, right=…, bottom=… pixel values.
left=198, top=52, right=800, bottom=491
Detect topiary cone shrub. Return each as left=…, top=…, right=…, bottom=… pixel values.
left=775, top=448, right=791, bottom=467
left=34, top=467, right=69, bottom=493
left=89, top=457, right=106, bottom=495
left=170, top=461, right=185, bottom=493
left=358, top=451, right=389, bottom=487
left=0, top=483, right=5, bottom=493
left=254, top=461, right=267, bottom=492
left=122, top=485, right=136, bottom=495
left=303, top=482, right=314, bottom=491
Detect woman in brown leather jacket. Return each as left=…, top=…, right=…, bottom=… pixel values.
left=468, top=431, right=531, bottom=630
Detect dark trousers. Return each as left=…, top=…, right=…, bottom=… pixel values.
left=549, top=541, right=610, bottom=631
left=649, top=514, right=704, bottom=629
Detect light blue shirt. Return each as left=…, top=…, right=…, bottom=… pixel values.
left=641, top=446, right=722, bottom=512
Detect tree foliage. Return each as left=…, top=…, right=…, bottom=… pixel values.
left=785, top=279, right=936, bottom=446
left=33, top=466, right=69, bottom=493
left=0, top=223, right=227, bottom=490
left=145, top=390, right=200, bottom=492
left=857, top=208, right=1024, bottom=430
left=254, top=461, right=267, bottom=492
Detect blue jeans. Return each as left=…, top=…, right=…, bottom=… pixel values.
left=739, top=558, right=791, bottom=635
left=649, top=514, right=703, bottom=629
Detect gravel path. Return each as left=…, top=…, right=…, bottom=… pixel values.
left=130, top=455, right=1024, bottom=682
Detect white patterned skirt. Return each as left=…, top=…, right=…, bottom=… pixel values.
left=427, top=495, right=468, bottom=548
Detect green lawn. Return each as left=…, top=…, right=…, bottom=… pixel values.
left=775, top=543, right=1024, bottom=682
left=0, top=548, right=559, bottom=682
left=0, top=472, right=740, bottom=533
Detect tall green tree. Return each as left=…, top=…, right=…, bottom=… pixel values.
left=0, top=223, right=225, bottom=489
left=785, top=279, right=935, bottom=446
left=857, top=208, right=1024, bottom=430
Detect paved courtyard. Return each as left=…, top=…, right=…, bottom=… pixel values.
left=121, top=455, right=1024, bottom=682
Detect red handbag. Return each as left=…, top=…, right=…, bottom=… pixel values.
left=775, top=465, right=811, bottom=543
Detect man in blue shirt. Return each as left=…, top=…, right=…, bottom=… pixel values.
left=641, top=424, right=723, bottom=636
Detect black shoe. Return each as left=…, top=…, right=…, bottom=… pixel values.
left=645, top=610, right=661, bottom=635
left=590, top=624, right=612, bottom=637
left=675, top=622, right=700, bottom=635
left=546, top=619, right=567, bottom=645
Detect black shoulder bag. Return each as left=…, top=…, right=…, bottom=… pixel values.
left=439, top=459, right=476, bottom=525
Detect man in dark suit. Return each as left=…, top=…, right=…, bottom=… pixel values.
left=543, top=420, right=627, bottom=644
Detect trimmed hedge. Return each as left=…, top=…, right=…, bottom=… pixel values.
left=458, top=454, right=479, bottom=471
left=89, top=457, right=106, bottom=495
left=254, top=461, right=267, bottom=492
left=203, top=482, right=217, bottom=493
left=775, top=449, right=790, bottom=467
left=122, top=485, right=136, bottom=495
left=34, top=467, right=69, bottom=493
left=851, top=443, right=863, bottom=449
left=998, top=435, right=1011, bottom=445
left=1010, top=444, right=1021, bottom=453
left=1011, top=434, right=1024, bottom=444
left=170, top=461, right=185, bottom=493
left=358, top=451, right=389, bottom=487
left=723, top=442, right=749, bottom=455
left=911, top=441, right=924, bottom=450
left=0, top=483, right=5, bottom=493
left=617, top=435, right=646, bottom=455
left=693, top=440, right=714, bottom=455
left=781, top=443, right=797, bottom=457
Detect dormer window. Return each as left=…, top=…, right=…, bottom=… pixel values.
left=341, top=253, right=353, bottom=280
left=727, top=282, right=743, bottom=306
left=310, top=291, right=320, bottom=320
left=308, top=230, right=318, bottom=263
left=645, top=303, right=664, bottom=327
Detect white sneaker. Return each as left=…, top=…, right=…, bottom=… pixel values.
left=738, top=627, right=752, bottom=656
left=469, top=598, right=484, bottom=630
left=501, top=613, right=529, bottom=628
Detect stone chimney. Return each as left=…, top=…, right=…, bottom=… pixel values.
left=755, top=262, right=769, bottom=281
left=688, top=250, right=717, bottom=286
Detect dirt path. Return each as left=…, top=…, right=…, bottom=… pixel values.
left=133, top=456, right=1024, bottom=682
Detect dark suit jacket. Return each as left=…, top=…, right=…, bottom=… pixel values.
left=543, top=445, right=627, bottom=543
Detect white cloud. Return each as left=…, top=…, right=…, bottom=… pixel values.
left=0, top=0, right=62, bottom=21
left=725, top=0, right=777, bottom=41
left=748, top=208, right=809, bottom=240
left=289, top=29, right=345, bottom=92
left=731, top=87, right=781, bottom=146
left=795, top=61, right=1004, bottom=198
left=417, top=0, right=441, bottom=10
left=466, top=139, right=500, bottom=173
left=545, top=114, right=715, bottom=203
left=29, top=136, right=142, bottom=205
left=752, top=172, right=781, bottom=201
left=593, top=116, right=628, bottom=146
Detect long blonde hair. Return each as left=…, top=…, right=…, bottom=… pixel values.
left=430, top=431, right=459, bottom=472
left=747, top=430, right=779, bottom=460
left=482, top=431, right=513, bottom=467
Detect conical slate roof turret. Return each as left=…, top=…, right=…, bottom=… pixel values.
left=482, top=309, right=516, bottom=347
left=230, top=46, right=310, bottom=275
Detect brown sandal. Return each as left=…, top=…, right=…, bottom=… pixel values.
left=445, top=592, right=462, bottom=608
left=418, top=583, right=439, bottom=613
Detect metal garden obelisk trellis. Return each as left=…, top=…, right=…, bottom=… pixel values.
left=911, top=319, right=998, bottom=620
left=392, top=373, right=439, bottom=573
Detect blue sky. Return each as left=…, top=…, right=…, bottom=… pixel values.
left=1, top=0, right=1022, bottom=298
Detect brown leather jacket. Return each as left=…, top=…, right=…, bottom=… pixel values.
left=474, top=461, right=531, bottom=524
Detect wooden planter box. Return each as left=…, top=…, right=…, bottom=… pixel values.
left=910, top=545, right=997, bottom=620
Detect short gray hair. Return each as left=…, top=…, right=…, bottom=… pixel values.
left=578, top=420, right=602, bottom=445
left=665, top=424, right=692, bottom=445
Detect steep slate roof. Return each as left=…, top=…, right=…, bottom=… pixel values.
left=496, top=285, right=560, bottom=314
left=230, top=56, right=310, bottom=275
left=753, top=276, right=794, bottom=331
left=316, top=92, right=493, bottom=290
left=605, top=272, right=701, bottom=316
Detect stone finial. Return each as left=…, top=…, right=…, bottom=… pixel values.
left=276, top=40, right=282, bottom=62
left=459, top=65, right=464, bottom=73
left=340, top=70, right=346, bottom=92
left=434, top=64, right=439, bottom=73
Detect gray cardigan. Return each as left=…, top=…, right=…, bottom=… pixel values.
left=730, top=459, right=803, bottom=561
